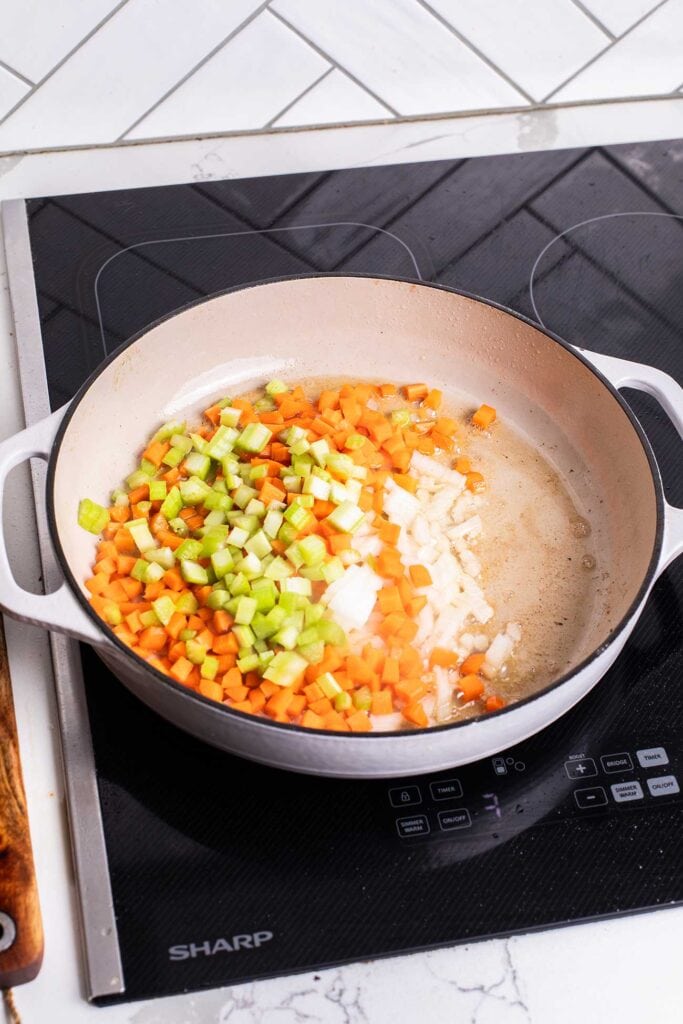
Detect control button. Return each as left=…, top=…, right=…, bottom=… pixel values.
left=430, top=779, right=463, bottom=801
left=601, top=752, right=633, bottom=774
left=492, top=757, right=508, bottom=776
left=646, top=775, right=680, bottom=798
left=565, top=758, right=597, bottom=780
left=389, top=786, right=422, bottom=808
left=396, top=814, right=430, bottom=838
left=636, top=747, right=669, bottom=769
left=574, top=786, right=608, bottom=809
left=610, top=781, right=644, bottom=803
left=438, top=808, right=472, bottom=831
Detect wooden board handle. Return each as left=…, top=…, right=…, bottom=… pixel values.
left=0, top=615, right=43, bottom=988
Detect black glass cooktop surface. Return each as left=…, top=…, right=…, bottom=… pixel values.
left=22, top=139, right=683, bottom=1004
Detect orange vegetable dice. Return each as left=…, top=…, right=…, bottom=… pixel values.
left=472, top=404, right=497, bottom=429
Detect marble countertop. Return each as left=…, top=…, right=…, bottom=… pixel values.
left=1, top=99, right=682, bottom=1023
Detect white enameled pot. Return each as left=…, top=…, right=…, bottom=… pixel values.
left=0, top=276, right=681, bottom=778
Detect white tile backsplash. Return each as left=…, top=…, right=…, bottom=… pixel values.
left=0, top=0, right=120, bottom=82
left=425, top=0, right=609, bottom=100
left=0, top=0, right=677, bottom=153
left=553, top=0, right=683, bottom=100
left=0, top=64, right=30, bottom=120
left=127, top=11, right=330, bottom=140
left=273, top=69, right=391, bottom=127
left=271, top=0, right=524, bottom=115
left=578, top=0, right=663, bottom=36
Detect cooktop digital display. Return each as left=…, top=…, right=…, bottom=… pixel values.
left=21, top=138, right=683, bottom=1003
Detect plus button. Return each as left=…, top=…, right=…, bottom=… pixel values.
left=564, top=758, right=598, bottom=780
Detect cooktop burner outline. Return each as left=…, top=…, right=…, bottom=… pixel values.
left=529, top=209, right=683, bottom=331
left=93, top=220, right=424, bottom=353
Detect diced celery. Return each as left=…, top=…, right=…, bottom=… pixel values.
left=326, top=452, right=355, bottom=480
left=227, top=525, right=249, bottom=548
left=211, top=548, right=234, bottom=579
left=281, top=425, right=306, bottom=445
left=289, top=438, right=310, bottom=457
left=233, top=484, right=258, bottom=509
left=263, top=651, right=308, bottom=688
left=265, top=379, right=288, bottom=396
left=152, top=595, right=176, bottom=626
left=170, top=433, right=193, bottom=454
left=206, top=589, right=229, bottom=610
left=229, top=573, right=251, bottom=597
left=153, top=419, right=185, bottom=442
left=189, top=433, right=209, bottom=454
left=253, top=638, right=268, bottom=653
left=169, top=517, right=189, bottom=537
left=321, top=557, right=345, bottom=584
left=344, top=479, right=362, bottom=503
left=281, top=475, right=302, bottom=493
left=245, top=530, right=272, bottom=559
left=175, top=538, right=203, bottom=561
left=234, top=514, right=260, bottom=535
left=349, top=464, right=367, bottom=480
left=237, top=653, right=260, bottom=673
left=292, top=457, right=312, bottom=478
left=235, top=596, right=257, bottom=625
left=111, top=488, right=129, bottom=507
left=143, top=561, right=165, bottom=583
left=145, top=546, right=175, bottom=569
left=297, top=535, right=327, bottom=566
left=300, top=565, right=326, bottom=582
left=224, top=598, right=240, bottom=616
left=160, top=486, right=183, bottom=520
left=78, top=498, right=109, bottom=534
left=248, top=464, right=269, bottom=482
left=202, top=656, right=219, bottom=680
left=206, top=425, right=238, bottom=460
left=219, top=406, right=242, bottom=428
left=272, top=625, right=299, bottom=650
left=233, top=624, right=255, bottom=648
left=186, top=639, right=207, bottom=665
left=131, top=558, right=149, bottom=582
left=235, top=423, right=272, bottom=454
left=391, top=409, right=411, bottom=428
left=344, top=433, right=365, bottom=451
left=265, top=605, right=287, bottom=631
left=139, top=458, right=157, bottom=477
left=296, top=626, right=319, bottom=647
left=179, top=628, right=197, bottom=642
left=302, top=474, right=331, bottom=500
left=184, top=451, right=211, bottom=480
left=309, top=438, right=330, bottom=467
left=235, top=552, right=262, bottom=578
left=317, top=672, right=342, bottom=698
left=200, top=526, right=230, bottom=556
left=245, top=498, right=266, bottom=518
left=296, top=493, right=314, bottom=509
left=251, top=612, right=277, bottom=640
left=284, top=501, right=314, bottom=531
left=304, top=603, right=325, bottom=626
left=126, top=468, right=152, bottom=490
left=284, top=543, right=304, bottom=569
left=135, top=501, right=152, bottom=516
left=258, top=649, right=275, bottom=668
left=161, top=446, right=184, bottom=469
left=126, top=518, right=156, bottom=553
left=203, top=490, right=233, bottom=512
left=263, top=508, right=284, bottom=539
left=204, top=510, right=226, bottom=528
left=326, top=501, right=364, bottom=534
left=180, top=560, right=209, bottom=585
left=179, top=476, right=211, bottom=506
left=139, top=609, right=160, bottom=628
left=298, top=640, right=325, bottom=664
left=264, top=556, right=293, bottom=580
left=175, top=592, right=199, bottom=614
left=353, top=687, right=372, bottom=711
left=317, top=618, right=347, bottom=647
left=334, top=691, right=352, bottom=712
left=280, top=576, right=312, bottom=597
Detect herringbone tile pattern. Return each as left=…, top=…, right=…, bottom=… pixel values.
left=0, top=0, right=680, bottom=153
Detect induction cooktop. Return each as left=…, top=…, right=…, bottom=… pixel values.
left=3, top=137, right=682, bottom=1005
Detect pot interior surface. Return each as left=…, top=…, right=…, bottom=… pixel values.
left=52, top=277, right=659, bottom=689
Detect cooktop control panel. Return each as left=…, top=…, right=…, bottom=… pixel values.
left=390, top=743, right=681, bottom=842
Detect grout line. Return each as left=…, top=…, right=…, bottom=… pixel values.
left=0, top=59, right=34, bottom=88
left=567, top=0, right=616, bottom=40
left=265, top=66, right=335, bottom=129
left=0, top=92, right=682, bottom=161
left=541, top=0, right=671, bottom=102
left=417, top=0, right=536, bottom=104
left=117, top=0, right=273, bottom=140
left=268, top=7, right=400, bottom=117
left=0, top=0, right=131, bottom=129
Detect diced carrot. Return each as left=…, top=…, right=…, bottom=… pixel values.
left=485, top=695, right=506, bottom=712
left=395, top=679, right=428, bottom=703
left=371, top=690, right=394, bottom=715
left=301, top=710, right=325, bottom=729
left=168, top=657, right=193, bottom=683
left=346, top=710, right=371, bottom=732
left=322, top=711, right=350, bottom=732
left=381, top=657, right=400, bottom=685
left=248, top=688, right=267, bottom=712
left=460, top=652, right=486, bottom=675
left=455, top=457, right=471, bottom=474
left=309, top=697, right=333, bottom=717
left=422, top=388, right=442, bottom=410
left=328, top=533, right=351, bottom=554
left=113, top=530, right=137, bottom=554
left=393, top=473, right=417, bottom=494
left=199, top=678, right=223, bottom=702
left=212, top=609, right=232, bottom=634
left=109, top=505, right=130, bottom=523
left=378, top=587, right=403, bottom=615
left=403, top=383, right=428, bottom=402
left=138, top=626, right=167, bottom=651
left=405, top=596, right=427, bottom=617
left=403, top=702, right=428, bottom=727
left=429, top=647, right=459, bottom=669
left=408, top=564, right=432, bottom=588
left=287, top=695, right=306, bottom=718
left=96, top=541, right=118, bottom=561
left=224, top=684, right=249, bottom=703
left=472, top=404, right=496, bottom=429
left=119, top=577, right=143, bottom=599
left=465, top=471, right=486, bottom=493
left=379, top=383, right=397, bottom=397
left=346, top=655, right=374, bottom=684
left=85, top=575, right=109, bottom=596
left=431, top=431, right=454, bottom=452
left=127, top=484, right=149, bottom=504
left=101, top=580, right=129, bottom=603
left=379, top=520, right=401, bottom=545
left=212, top=633, right=239, bottom=655
left=304, top=682, right=324, bottom=703
left=459, top=674, right=485, bottom=702
left=318, top=389, right=339, bottom=412
left=265, top=687, right=294, bottom=719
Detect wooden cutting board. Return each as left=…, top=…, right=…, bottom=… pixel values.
left=0, top=615, right=43, bottom=988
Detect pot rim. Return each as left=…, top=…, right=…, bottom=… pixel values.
left=45, top=273, right=665, bottom=741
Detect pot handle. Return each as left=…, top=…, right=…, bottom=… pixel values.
left=0, top=409, right=102, bottom=645
left=579, top=348, right=683, bottom=575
